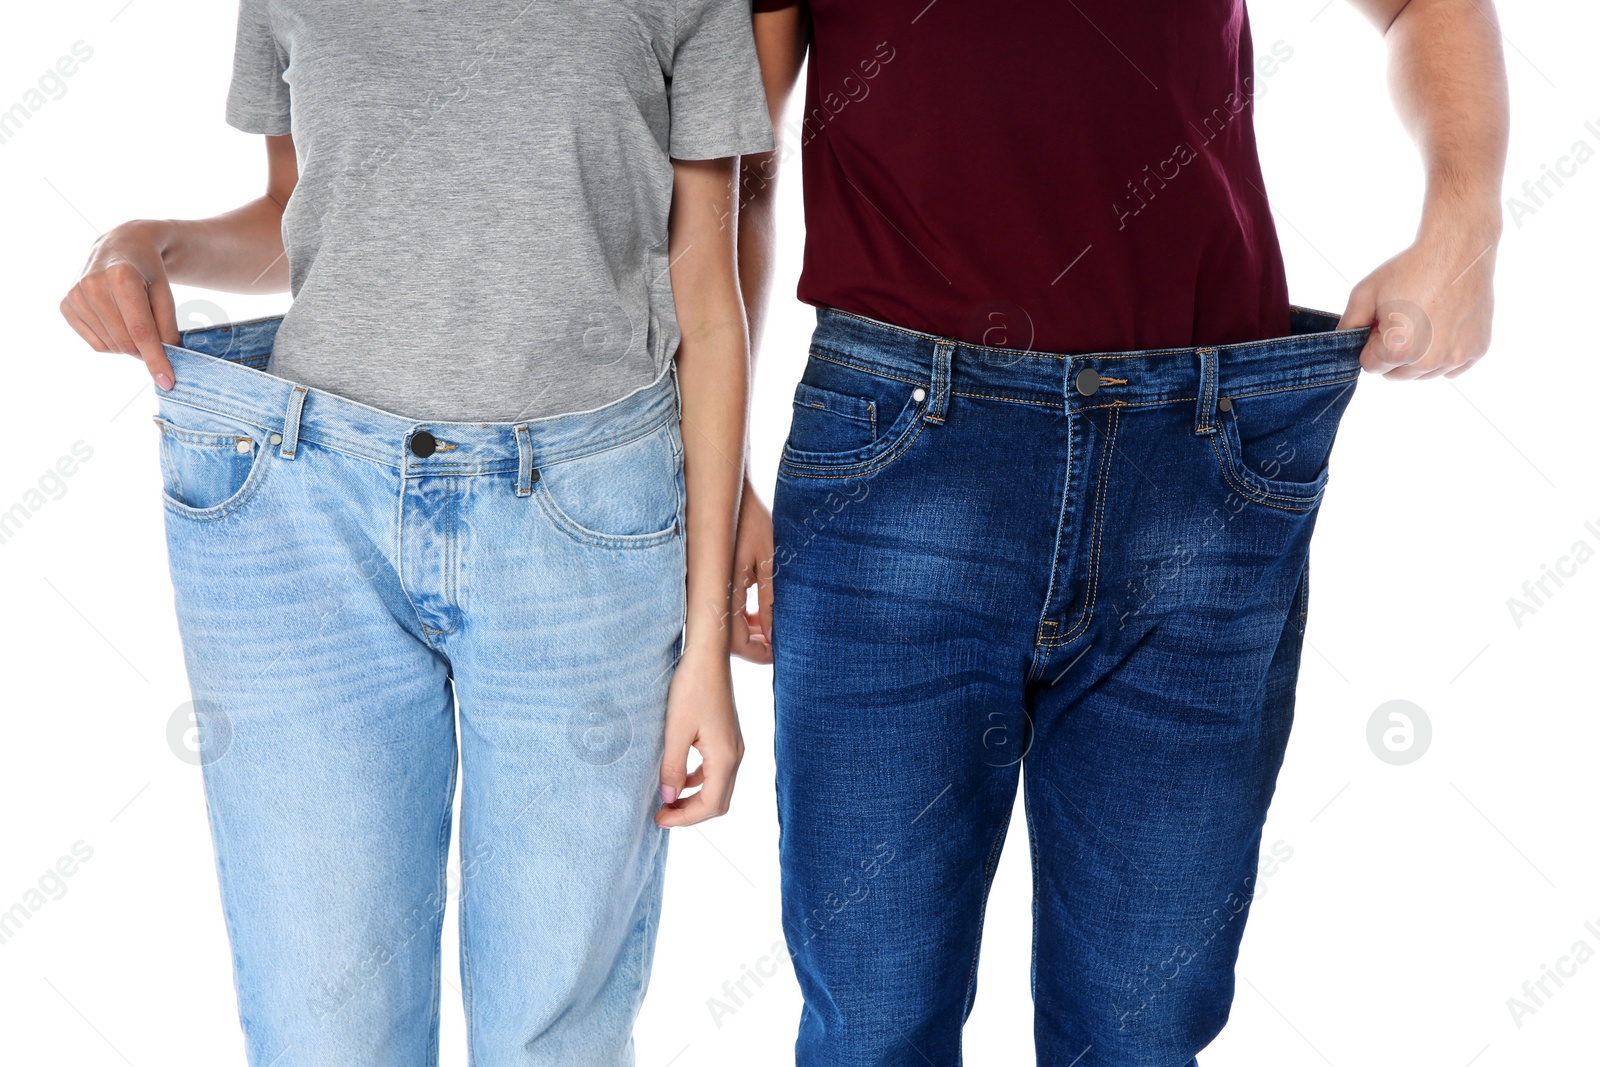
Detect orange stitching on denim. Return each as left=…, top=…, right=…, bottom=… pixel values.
left=1214, top=416, right=1326, bottom=506
left=952, top=389, right=1059, bottom=408
left=1053, top=407, right=1120, bottom=644
left=778, top=419, right=930, bottom=481
left=1221, top=374, right=1360, bottom=402
left=1075, top=397, right=1195, bottom=412
left=808, top=348, right=924, bottom=387
left=1196, top=351, right=1216, bottom=435
left=1207, top=434, right=1320, bottom=513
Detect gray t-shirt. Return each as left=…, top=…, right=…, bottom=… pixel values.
left=226, top=0, right=773, bottom=423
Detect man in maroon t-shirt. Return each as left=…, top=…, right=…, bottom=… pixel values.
left=730, top=2, right=1507, bottom=1063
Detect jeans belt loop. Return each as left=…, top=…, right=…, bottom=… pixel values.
left=926, top=339, right=955, bottom=424
left=1194, top=348, right=1219, bottom=436
left=514, top=423, right=534, bottom=497
left=280, top=385, right=309, bottom=459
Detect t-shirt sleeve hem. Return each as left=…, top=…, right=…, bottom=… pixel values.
left=669, top=121, right=776, bottom=161
left=225, top=102, right=291, bottom=137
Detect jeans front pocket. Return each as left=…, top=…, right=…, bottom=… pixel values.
left=789, top=382, right=878, bottom=455
left=534, top=420, right=683, bottom=549
left=155, top=401, right=274, bottom=520
left=779, top=352, right=929, bottom=480
left=1211, top=374, right=1359, bottom=511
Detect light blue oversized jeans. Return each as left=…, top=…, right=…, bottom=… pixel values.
left=157, top=317, right=685, bottom=1067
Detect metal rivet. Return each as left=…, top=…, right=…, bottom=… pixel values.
left=912, top=387, right=927, bottom=402
left=268, top=433, right=283, bottom=446
left=1075, top=367, right=1101, bottom=396
left=1218, top=397, right=1233, bottom=412
left=235, top=438, right=253, bottom=455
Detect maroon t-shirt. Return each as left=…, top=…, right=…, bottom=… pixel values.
left=753, top=0, right=1292, bottom=352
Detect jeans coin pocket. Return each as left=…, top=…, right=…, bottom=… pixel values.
left=154, top=403, right=271, bottom=517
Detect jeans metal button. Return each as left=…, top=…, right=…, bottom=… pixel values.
left=410, top=431, right=437, bottom=458
left=1218, top=397, right=1233, bottom=412
left=1075, top=368, right=1101, bottom=396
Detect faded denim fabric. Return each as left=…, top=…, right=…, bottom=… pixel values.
left=158, top=317, right=686, bottom=1067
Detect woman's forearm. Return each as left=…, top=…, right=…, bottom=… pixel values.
left=677, top=317, right=750, bottom=657
left=654, top=156, right=750, bottom=827
left=60, top=133, right=298, bottom=385
left=669, top=157, right=751, bottom=657
left=146, top=196, right=292, bottom=294
left=152, top=132, right=298, bottom=292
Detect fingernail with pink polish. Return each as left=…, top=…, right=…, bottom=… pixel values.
left=155, top=373, right=174, bottom=391
left=661, top=785, right=678, bottom=804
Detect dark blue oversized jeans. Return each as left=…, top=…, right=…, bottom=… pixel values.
left=771, top=307, right=1365, bottom=1067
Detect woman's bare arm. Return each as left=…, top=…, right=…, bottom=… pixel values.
left=59, top=133, right=298, bottom=389
left=657, top=156, right=751, bottom=827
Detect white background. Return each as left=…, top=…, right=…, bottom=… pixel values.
left=1, top=1, right=1596, bottom=1064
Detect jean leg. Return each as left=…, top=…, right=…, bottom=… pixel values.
left=1024, top=559, right=1310, bottom=1067
left=449, top=454, right=683, bottom=1067
left=169, top=446, right=458, bottom=1067
left=772, top=387, right=1062, bottom=1066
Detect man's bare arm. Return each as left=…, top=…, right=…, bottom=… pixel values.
left=1338, top=0, right=1510, bottom=379
left=729, top=4, right=808, bottom=663
left=739, top=5, right=809, bottom=364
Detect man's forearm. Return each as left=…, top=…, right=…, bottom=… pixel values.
left=738, top=153, right=780, bottom=369
left=1338, top=0, right=1509, bottom=377
left=739, top=6, right=809, bottom=377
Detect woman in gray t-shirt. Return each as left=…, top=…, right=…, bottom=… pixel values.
left=59, top=2, right=772, bottom=1063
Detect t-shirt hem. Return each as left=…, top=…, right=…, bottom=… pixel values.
left=225, top=103, right=291, bottom=137
left=669, top=124, right=776, bottom=161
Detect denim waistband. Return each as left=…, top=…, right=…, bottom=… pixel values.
left=809, top=306, right=1368, bottom=415
left=160, top=316, right=678, bottom=475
